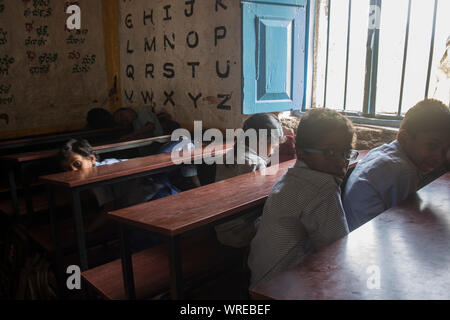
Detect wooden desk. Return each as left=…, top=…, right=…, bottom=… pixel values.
left=107, top=152, right=368, bottom=300
left=39, top=142, right=233, bottom=276
left=108, top=159, right=296, bottom=300
left=250, top=172, right=450, bottom=300
left=1, top=135, right=170, bottom=218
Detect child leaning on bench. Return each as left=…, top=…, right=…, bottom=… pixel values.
left=248, top=108, right=356, bottom=289
left=343, top=99, right=450, bottom=232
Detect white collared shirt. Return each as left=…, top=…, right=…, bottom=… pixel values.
left=248, top=160, right=349, bottom=288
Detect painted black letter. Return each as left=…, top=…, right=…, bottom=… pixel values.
left=124, top=89, right=134, bottom=103
left=185, top=0, right=195, bottom=17
left=215, top=0, right=227, bottom=12
left=187, top=62, right=200, bottom=78
left=143, top=9, right=154, bottom=25
left=145, top=63, right=154, bottom=78
left=188, top=92, right=202, bottom=108
left=163, top=5, right=172, bottom=21
left=164, top=33, right=175, bottom=50
left=127, top=40, right=134, bottom=54
left=164, top=90, right=175, bottom=106
left=126, top=65, right=135, bottom=80
left=217, top=93, right=231, bottom=110
left=125, top=14, right=133, bottom=28
left=216, top=60, right=230, bottom=78
left=214, top=26, right=226, bottom=47
left=144, top=37, right=156, bottom=52
left=163, top=63, right=175, bottom=78
left=141, top=90, right=154, bottom=105
left=186, top=31, right=199, bottom=48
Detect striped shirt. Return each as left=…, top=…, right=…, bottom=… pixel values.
left=248, top=160, right=349, bottom=288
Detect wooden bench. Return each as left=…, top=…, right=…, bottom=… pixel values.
left=250, top=172, right=450, bottom=300
left=82, top=232, right=240, bottom=300
left=0, top=135, right=171, bottom=218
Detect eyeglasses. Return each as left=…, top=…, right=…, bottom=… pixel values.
left=303, top=148, right=359, bottom=161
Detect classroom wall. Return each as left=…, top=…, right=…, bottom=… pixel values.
left=0, top=0, right=121, bottom=140
left=0, top=0, right=248, bottom=140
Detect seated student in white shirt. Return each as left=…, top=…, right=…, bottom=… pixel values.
left=343, top=99, right=450, bottom=231
left=113, top=107, right=164, bottom=155
left=214, top=114, right=285, bottom=249
left=248, top=108, right=355, bottom=289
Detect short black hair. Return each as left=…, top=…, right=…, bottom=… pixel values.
left=295, top=108, right=355, bottom=149
left=58, top=139, right=98, bottom=162
left=86, top=108, right=115, bottom=129
left=242, top=113, right=284, bottom=143
left=400, top=99, right=450, bottom=137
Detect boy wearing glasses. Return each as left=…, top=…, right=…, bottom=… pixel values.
left=248, top=108, right=356, bottom=288
left=343, top=99, right=450, bottom=232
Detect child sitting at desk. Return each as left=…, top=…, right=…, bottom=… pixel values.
left=59, top=138, right=194, bottom=231
left=343, top=99, right=450, bottom=231
left=113, top=107, right=164, bottom=155
left=248, top=108, right=355, bottom=288
left=214, top=113, right=285, bottom=249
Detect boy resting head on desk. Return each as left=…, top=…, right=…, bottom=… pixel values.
left=343, top=99, right=450, bottom=231
left=248, top=108, right=356, bottom=289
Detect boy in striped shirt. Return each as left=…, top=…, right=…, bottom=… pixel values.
left=248, top=109, right=356, bottom=288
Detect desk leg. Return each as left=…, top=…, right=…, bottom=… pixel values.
left=7, top=168, right=19, bottom=220
left=168, top=236, right=183, bottom=300
left=71, top=189, right=88, bottom=271
left=119, top=225, right=136, bottom=300
left=47, top=185, right=64, bottom=298
left=20, top=163, right=34, bottom=216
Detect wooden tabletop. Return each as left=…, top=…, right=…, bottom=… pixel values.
left=250, top=172, right=450, bottom=300
left=108, top=159, right=296, bottom=236
left=39, top=142, right=234, bottom=188
left=0, top=135, right=171, bottom=163
left=107, top=151, right=367, bottom=237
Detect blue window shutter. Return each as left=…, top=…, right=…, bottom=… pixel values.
left=242, top=0, right=307, bottom=114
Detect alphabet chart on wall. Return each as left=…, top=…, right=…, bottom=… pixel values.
left=119, top=0, right=243, bottom=129
left=0, top=0, right=108, bottom=136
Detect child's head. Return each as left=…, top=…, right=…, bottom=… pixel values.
left=398, top=99, right=450, bottom=173
left=113, top=107, right=137, bottom=128
left=242, top=113, right=285, bottom=156
left=86, top=108, right=115, bottom=130
left=59, top=139, right=97, bottom=171
left=296, top=108, right=355, bottom=178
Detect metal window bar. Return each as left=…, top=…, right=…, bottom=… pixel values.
left=343, top=0, right=352, bottom=111
left=398, top=0, right=412, bottom=116
left=323, top=0, right=331, bottom=107
left=362, top=0, right=382, bottom=116
left=425, top=0, right=439, bottom=99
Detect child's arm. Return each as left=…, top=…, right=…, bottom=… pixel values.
left=343, top=177, right=386, bottom=231
left=302, top=185, right=349, bottom=251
